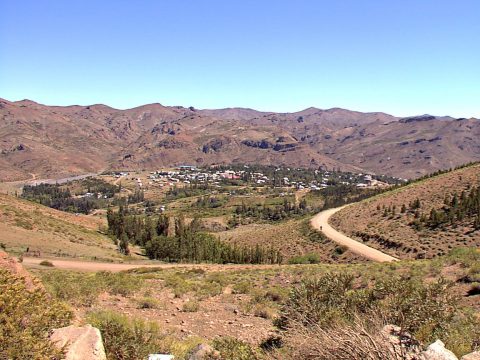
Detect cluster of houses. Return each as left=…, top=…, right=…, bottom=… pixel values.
left=141, top=166, right=390, bottom=190
left=76, top=192, right=109, bottom=199
left=108, top=166, right=394, bottom=191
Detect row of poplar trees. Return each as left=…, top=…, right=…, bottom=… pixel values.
left=106, top=206, right=283, bottom=264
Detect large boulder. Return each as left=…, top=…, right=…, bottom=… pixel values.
left=422, top=340, right=458, bottom=360
left=461, top=352, right=480, bottom=360
left=50, top=324, right=106, bottom=360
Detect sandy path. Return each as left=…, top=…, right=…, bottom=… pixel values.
left=311, top=206, right=398, bottom=262
left=23, top=257, right=282, bottom=273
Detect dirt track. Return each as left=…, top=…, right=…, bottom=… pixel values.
left=23, top=257, right=282, bottom=273
left=311, top=206, right=398, bottom=262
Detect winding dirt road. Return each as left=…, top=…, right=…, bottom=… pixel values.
left=23, top=205, right=397, bottom=272
left=311, top=205, right=398, bottom=262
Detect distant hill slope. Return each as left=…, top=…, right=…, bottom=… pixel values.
left=1, top=97, right=479, bottom=181
left=0, top=193, right=122, bottom=260
left=330, top=163, right=480, bottom=259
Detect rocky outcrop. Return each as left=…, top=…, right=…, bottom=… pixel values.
left=50, top=325, right=106, bottom=360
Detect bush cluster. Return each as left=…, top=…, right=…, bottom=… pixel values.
left=0, top=269, right=73, bottom=359
left=39, top=270, right=143, bottom=306
left=278, top=272, right=480, bottom=356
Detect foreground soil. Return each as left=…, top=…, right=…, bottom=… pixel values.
left=30, top=248, right=480, bottom=352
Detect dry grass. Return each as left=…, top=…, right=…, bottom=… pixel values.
left=285, top=317, right=420, bottom=360
left=0, top=193, right=122, bottom=260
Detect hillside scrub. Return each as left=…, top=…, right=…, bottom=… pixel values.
left=39, top=270, right=143, bottom=306
left=0, top=269, right=73, bottom=359
left=87, top=310, right=205, bottom=360
left=87, top=310, right=167, bottom=360
left=278, top=271, right=480, bottom=357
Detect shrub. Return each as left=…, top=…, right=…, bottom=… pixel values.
left=232, top=280, right=252, bottom=294
left=39, top=270, right=143, bottom=306
left=87, top=310, right=166, bottom=360
left=95, top=271, right=142, bottom=297
left=278, top=272, right=356, bottom=328
left=280, top=273, right=458, bottom=338
left=137, top=297, right=161, bottom=309
left=288, top=253, right=321, bottom=264
left=333, top=245, right=348, bottom=256
left=253, top=303, right=276, bottom=319
left=285, top=317, right=419, bottom=360
left=39, top=260, right=54, bottom=267
left=0, top=269, right=73, bottom=359
left=209, top=337, right=263, bottom=360
left=182, top=300, right=200, bottom=312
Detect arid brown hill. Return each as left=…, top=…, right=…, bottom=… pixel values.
left=1, top=98, right=479, bottom=181
left=330, top=163, right=480, bottom=259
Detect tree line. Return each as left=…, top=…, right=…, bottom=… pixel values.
left=21, top=179, right=146, bottom=214
left=382, top=186, right=480, bottom=231
left=106, top=206, right=283, bottom=264
left=318, top=185, right=385, bottom=210
left=166, top=182, right=216, bottom=200
left=229, top=198, right=308, bottom=225
left=22, top=183, right=108, bottom=214
left=423, top=187, right=480, bottom=229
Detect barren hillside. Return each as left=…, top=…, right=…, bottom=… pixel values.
left=0, top=193, right=122, bottom=260
left=330, top=163, right=480, bottom=259
left=1, top=98, right=479, bottom=181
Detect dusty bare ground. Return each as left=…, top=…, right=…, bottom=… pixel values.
left=23, top=257, right=283, bottom=272
left=85, top=284, right=276, bottom=345
left=311, top=206, right=398, bottom=262
left=330, top=164, right=480, bottom=259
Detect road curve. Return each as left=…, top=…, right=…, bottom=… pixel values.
left=311, top=205, right=398, bottom=262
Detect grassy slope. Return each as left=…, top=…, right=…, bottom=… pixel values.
left=330, top=163, right=480, bottom=259
left=0, top=193, right=122, bottom=260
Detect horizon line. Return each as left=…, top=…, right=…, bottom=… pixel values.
left=0, top=96, right=474, bottom=120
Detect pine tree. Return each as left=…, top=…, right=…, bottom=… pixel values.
left=119, top=232, right=130, bottom=255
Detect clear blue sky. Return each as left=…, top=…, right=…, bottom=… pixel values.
left=1, top=0, right=479, bottom=117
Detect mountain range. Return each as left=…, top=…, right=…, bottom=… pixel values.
left=1, top=98, right=479, bottom=181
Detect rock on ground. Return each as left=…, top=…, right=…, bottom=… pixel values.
left=461, top=352, right=480, bottom=360
left=188, top=343, right=219, bottom=359
left=50, top=324, right=106, bottom=360
left=423, top=340, right=458, bottom=360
